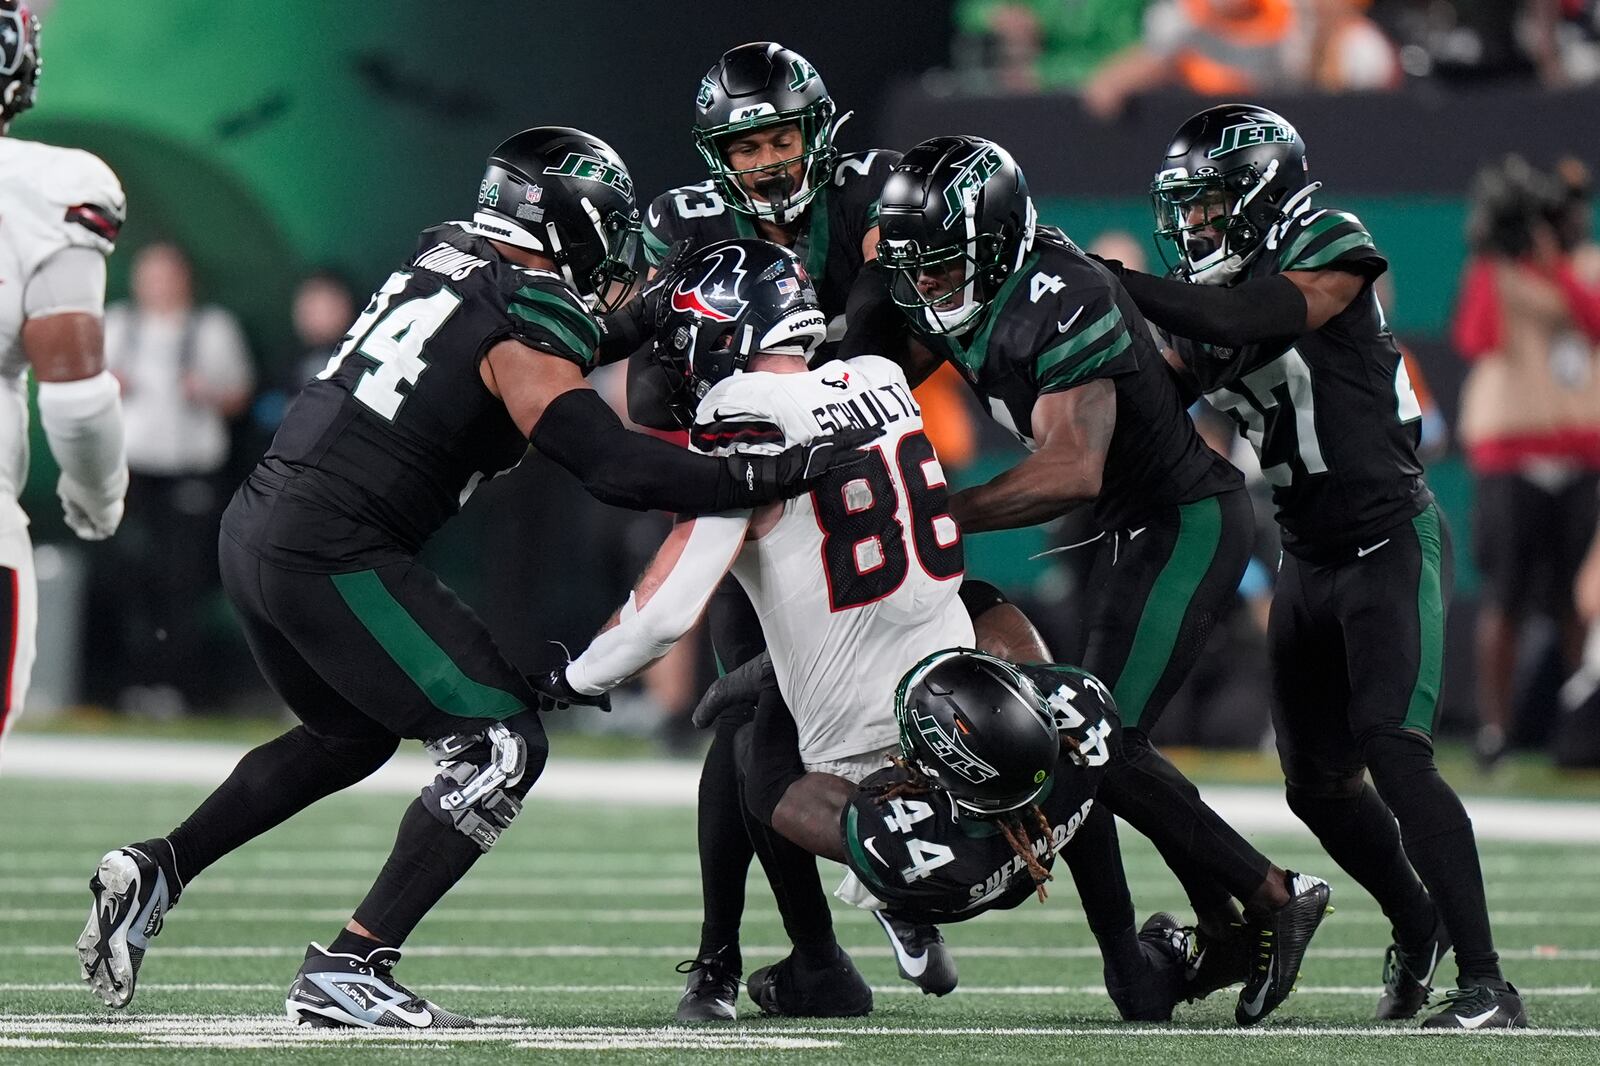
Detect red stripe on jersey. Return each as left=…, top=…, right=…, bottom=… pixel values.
left=64, top=204, right=122, bottom=244
left=690, top=421, right=785, bottom=450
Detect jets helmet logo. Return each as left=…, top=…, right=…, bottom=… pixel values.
left=669, top=244, right=749, bottom=323
left=1207, top=122, right=1295, bottom=159
left=696, top=76, right=716, bottom=111
left=788, top=57, right=819, bottom=93
left=542, top=152, right=634, bottom=198
left=941, top=146, right=1004, bottom=228
left=909, top=704, right=998, bottom=786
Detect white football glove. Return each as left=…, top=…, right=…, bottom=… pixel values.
left=57, top=470, right=127, bottom=540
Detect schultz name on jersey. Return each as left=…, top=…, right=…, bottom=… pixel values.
left=1174, top=208, right=1431, bottom=556
left=841, top=664, right=1119, bottom=923
left=643, top=150, right=898, bottom=327
left=224, top=222, right=599, bottom=571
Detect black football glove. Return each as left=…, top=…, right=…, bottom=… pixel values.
left=531, top=668, right=612, bottom=714
left=691, top=651, right=777, bottom=729
left=722, top=425, right=885, bottom=507
left=1086, top=252, right=1126, bottom=278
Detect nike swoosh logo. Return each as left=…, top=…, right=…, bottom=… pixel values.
left=1056, top=307, right=1085, bottom=334
left=648, top=204, right=661, bottom=228
left=1356, top=538, right=1391, bottom=558
left=1240, top=959, right=1275, bottom=1017
left=875, top=912, right=929, bottom=978
left=1455, top=1006, right=1500, bottom=1029
left=862, top=836, right=887, bottom=866
left=99, top=892, right=120, bottom=926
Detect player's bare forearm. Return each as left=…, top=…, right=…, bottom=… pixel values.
left=772, top=772, right=855, bottom=863
left=951, top=380, right=1114, bottom=533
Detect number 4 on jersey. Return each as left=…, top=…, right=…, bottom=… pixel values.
left=320, top=270, right=462, bottom=421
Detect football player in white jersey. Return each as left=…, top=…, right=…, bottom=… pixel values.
left=545, top=238, right=974, bottom=1009
left=0, top=0, right=129, bottom=756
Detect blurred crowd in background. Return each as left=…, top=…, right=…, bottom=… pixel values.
left=20, top=0, right=1600, bottom=774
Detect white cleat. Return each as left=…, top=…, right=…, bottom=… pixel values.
left=77, top=846, right=178, bottom=1008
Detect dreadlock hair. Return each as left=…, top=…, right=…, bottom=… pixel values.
left=867, top=756, right=1056, bottom=903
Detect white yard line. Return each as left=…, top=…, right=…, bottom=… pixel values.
left=8, top=735, right=1600, bottom=842
left=3, top=981, right=1598, bottom=997
left=12, top=943, right=1600, bottom=961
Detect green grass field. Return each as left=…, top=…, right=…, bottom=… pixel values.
left=2, top=766, right=1597, bottom=1064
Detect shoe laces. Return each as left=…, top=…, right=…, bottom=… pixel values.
left=358, top=956, right=421, bottom=1003
left=1438, top=984, right=1493, bottom=1011
left=676, top=953, right=738, bottom=986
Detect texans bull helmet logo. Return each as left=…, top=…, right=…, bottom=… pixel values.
left=668, top=243, right=751, bottom=324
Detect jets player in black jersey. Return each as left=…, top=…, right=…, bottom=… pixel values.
left=1098, top=104, right=1525, bottom=1029
left=603, top=43, right=906, bottom=1023
left=735, top=648, right=1191, bottom=1022
left=73, top=127, right=877, bottom=1029
left=868, top=136, right=1333, bottom=1026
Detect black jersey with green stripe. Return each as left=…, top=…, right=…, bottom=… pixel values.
left=922, top=230, right=1240, bottom=531
left=840, top=663, right=1119, bottom=924
left=642, top=150, right=898, bottom=323
left=1172, top=207, right=1432, bottom=555
left=224, top=221, right=598, bottom=571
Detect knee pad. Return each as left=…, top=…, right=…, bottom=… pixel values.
left=420, top=714, right=544, bottom=852
left=958, top=578, right=1009, bottom=620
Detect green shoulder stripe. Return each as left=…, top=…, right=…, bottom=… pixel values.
left=511, top=284, right=601, bottom=354
left=642, top=226, right=669, bottom=266
left=1279, top=211, right=1365, bottom=269
left=1292, top=230, right=1378, bottom=272
left=1035, top=304, right=1133, bottom=391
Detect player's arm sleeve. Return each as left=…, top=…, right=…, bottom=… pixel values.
left=23, top=245, right=107, bottom=318
left=1115, top=269, right=1306, bottom=347
left=1276, top=210, right=1386, bottom=278
left=1033, top=284, right=1140, bottom=394
left=507, top=276, right=602, bottom=372
left=36, top=371, right=127, bottom=510
left=564, top=510, right=751, bottom=695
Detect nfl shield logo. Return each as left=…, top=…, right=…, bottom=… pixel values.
left=525, top=185, right=543, bottom=203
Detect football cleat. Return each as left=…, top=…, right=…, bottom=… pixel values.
left=1107, top=913, right=1192, bottom=1021
left=1184, top=920, right=1250, bottom=1002
left=1375, top=914, right=1451, bottom=1020
left=874, top=911, right=957, bottom=996
left=1235, top=871, right=1332, bottom=1027
left=674, top=947, right=740, bottom=1022
left=77, top=844, right=180, bottom=1008
left=285, top=942, right=475, bottom=1029
left=1420, top=981, right=1528, bottom=1030
left=746, top=946, right=873, bottom=1017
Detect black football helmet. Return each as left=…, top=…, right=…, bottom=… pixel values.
left=465, top=126, right=641, bottom=312
left=0, top=0, right=40, bottom=131
left=693, top=42, right=839, bottom=224
left=653, top=238, right=828, bottom=417
left=1151, top=103, right=1313, bottom=286
left=894, top=649, right=1060, bottom=817
left=876, top=136, right=1036, bottom=337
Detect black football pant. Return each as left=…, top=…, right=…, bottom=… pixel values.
left=695, top=576, right=838, bottom=968
left=160, top=530, right=546, bottom=948
left=1274, top=504, right=1502, bottom=984
left=1079, top=490, right=1275, bottom=914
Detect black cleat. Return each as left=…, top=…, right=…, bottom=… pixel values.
left=285, top=942, right=474, bottom=1029
left=1235, top=871, right=1332, bottom=1027
left=1108, top=913, right=1192, bottom=1021
left=1375, top=915, right=1450, bottom=1021
left=77, top=845, right=180, bottom=1009
left=746, top=947, right=873, bottom=1017
left=1420, top=981, right=1528, bottom=1030
left=1184, top=920, right=1250, bottom=1002
left=874, top=911, right=957, bottom=996
left=674, top=948, right=740, bottom=1022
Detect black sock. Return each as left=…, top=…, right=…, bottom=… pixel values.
left=166, top=726, right=398, bottom=884
left=1365, top=730, right=1502, bottom=985
left=695, top=716, right=754, bottom=971
left=740, top=799, right=837, bottom=966
left=328, top=927, right=385, bottom=956
left=1286, top=779, right=1436, bottom=947
left=1097, top=733, right=1272, bottom=903
left=133, top=837, right=184, bottom=900
left=351, top=798, right=488, bottom=947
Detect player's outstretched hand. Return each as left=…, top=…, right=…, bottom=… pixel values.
left=724, top=425, right=886, bottom=506
left=692, top=651, right=777, bottom=729
left=532, top=669, right=612, bottom=714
